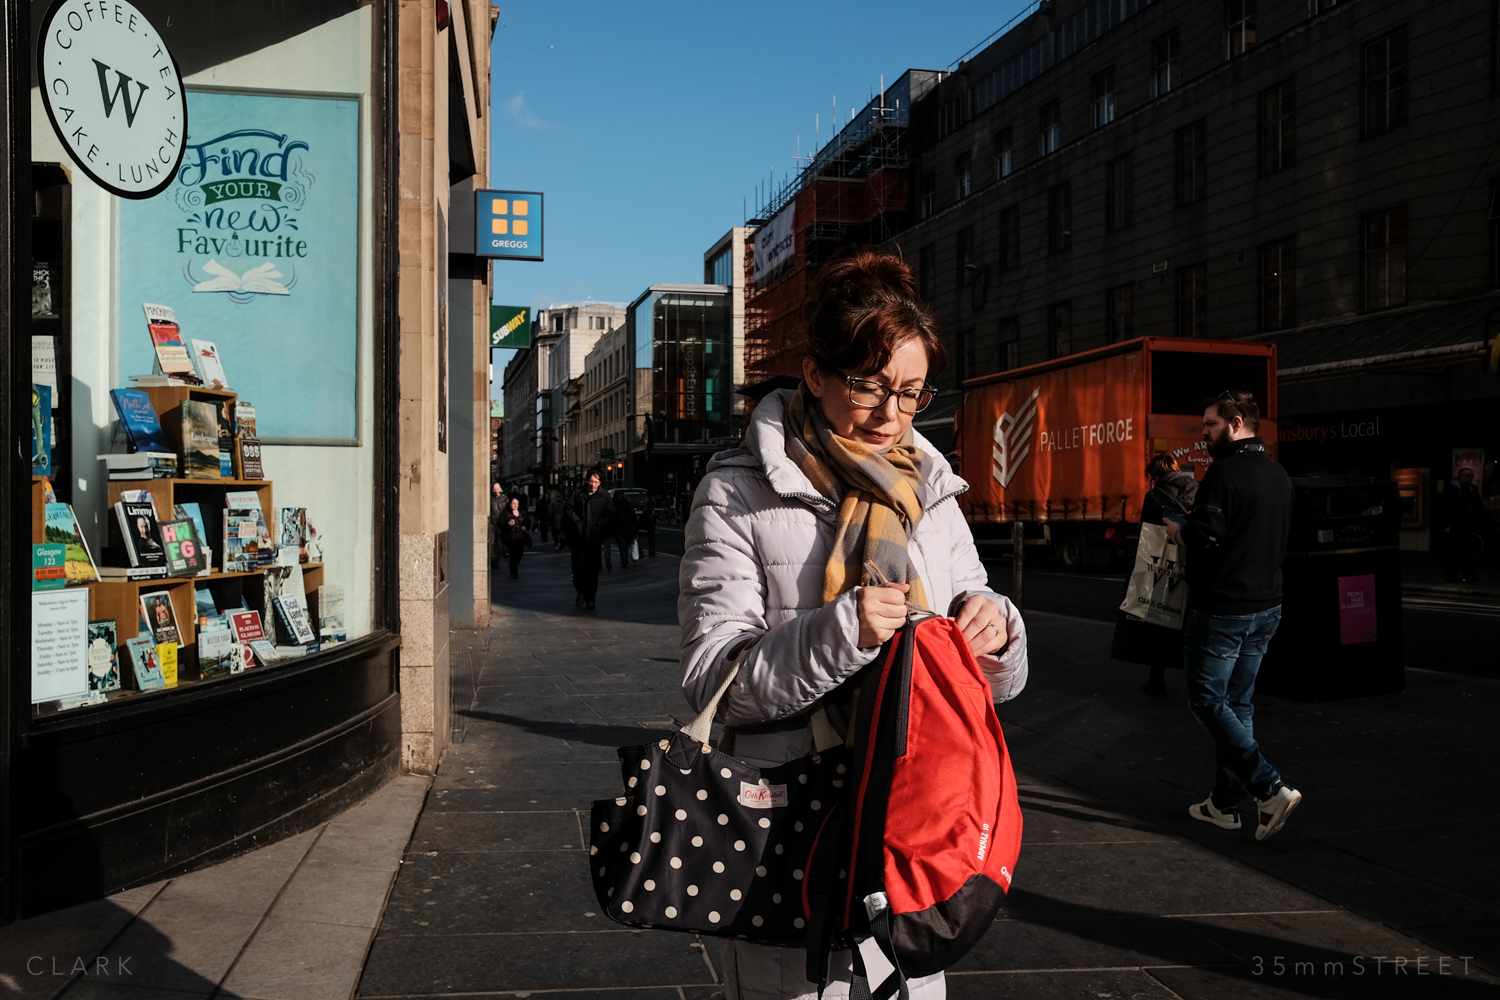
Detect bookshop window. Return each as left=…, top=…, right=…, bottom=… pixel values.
left=28, top=2, right=379, bottom=715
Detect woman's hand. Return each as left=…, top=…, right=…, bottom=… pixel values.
left=954, top=595, right=1008, bottom=656
left=856, top=583, right=910, bottom=648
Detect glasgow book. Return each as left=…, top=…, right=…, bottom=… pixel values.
left=33, top=543, right=67, bottom=590
left=142, top=304, right=198, bottom=379
left=235, top=401, right=257, bottom=439
left=43, top=502, right=99, bottom=583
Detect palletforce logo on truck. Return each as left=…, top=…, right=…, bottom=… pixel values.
left=992, top=388, right=1040, bottom=488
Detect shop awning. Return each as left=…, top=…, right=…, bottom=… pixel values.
left=1260, top=292, right=1500, bottom=382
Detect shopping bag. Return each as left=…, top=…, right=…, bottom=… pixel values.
left=1119, top=523, right=1189, bottom=629
left=630, top=538, right=640, bottom=562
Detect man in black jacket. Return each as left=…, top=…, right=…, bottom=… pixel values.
left=565, top=469, right=614, bottom=609
left=1164, top=390, right=1301, bottom=842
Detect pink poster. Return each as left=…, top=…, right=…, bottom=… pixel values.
left=1338, top=574, right=1378, bottom=645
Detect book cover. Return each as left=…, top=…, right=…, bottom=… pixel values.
left=142, top=303, right=196, bottom=376
left=159, top=519, right=206, bottom=576
left=198, top=625, right=234, bottom=679
left=219, top=450, right=234, bottom=478
left=125, top=635, right=166, bottom=690
left=318, top=584, right=346, bottom=644
left=109, top=389, right=170, bottom=454
left=230, top=642, right=254, bottom=673
left=235, top=401, right=257, bottom=438
left=180, top=400, right=221, bottom=479
left=236, top=438, right=265, bottom=480
left=191, top=339, right=229, bottom=390
left=277, top=508, right=308, bottom=558
left=194, top=584, right=218, bottom=621
left=247, top=639, right=280, bottom=664
left=156, top=642, right=178, bottom=687
left=272, top=595, right=318, bottom=645
left=139, top=591, right=182, bottom=646
left=177, top=503, right=211, bottom=545
left=86, top=620, right=122, bottom=694
left=222, top=507, right=273, bottom=572
left=31, top=384, right=52, bottom=476
left=228, top=609, right=266, bottom=644
left=225, top=490, right=262, bottom=511
left=33, top=543, right=67, bottom=590
left=44, top=503, right=99, bottom=583
left=112, top=498, right=166, bottom=569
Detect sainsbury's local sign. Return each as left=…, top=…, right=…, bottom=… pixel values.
left=37, top=0, right=187, bottom=199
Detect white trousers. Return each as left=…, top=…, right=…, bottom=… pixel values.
left=719, top=938, right=945, bottom=1000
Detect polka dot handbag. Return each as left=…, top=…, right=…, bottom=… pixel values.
left=589, top=659, right=850, bottom=944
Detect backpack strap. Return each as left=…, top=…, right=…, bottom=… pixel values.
left=849, top=892, right=909, bottom=1000
left=680, top=647, right=841, bottom=754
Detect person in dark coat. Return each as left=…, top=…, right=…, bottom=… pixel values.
left=1441, top=466, right=1486, bottom=583
left=643, top=500, right=657, bottom=558
left=536, top=493, right=552, bottom=543
left=499, top=495, right=532, bottom=579
left=565, top=468, right=614, bottom=609
left=612, top=492, right=639, bottom=568
left=486, top=484, right=506, bottom=567
left=1117, top=454, right=1201, bottom=696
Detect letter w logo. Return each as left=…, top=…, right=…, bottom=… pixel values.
left=93, top=59, right=150, bottom=127
left=992, top=387, right=1041, bottom=489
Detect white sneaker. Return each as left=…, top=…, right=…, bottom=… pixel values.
left=1255, top=784, right=1303, bottom=841
left=1188, top=797, right=1241, bottom=830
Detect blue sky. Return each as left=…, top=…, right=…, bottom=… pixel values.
left=487, top=0, right=1033, bottom=397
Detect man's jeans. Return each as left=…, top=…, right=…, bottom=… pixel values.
left=1183, top=607, right=1284, bottom=809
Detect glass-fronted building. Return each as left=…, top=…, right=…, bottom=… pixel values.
left=626, top=285, right=733, bottom=505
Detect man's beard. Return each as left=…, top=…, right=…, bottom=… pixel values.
left=1204, top=425, right=1235, bottom=459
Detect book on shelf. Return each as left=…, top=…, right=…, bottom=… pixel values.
left=97, top=565, right=168, bottom=581
left=276, top=509, right=308, bottom=560
left=159, top=519, right=207, bottom=577
left=110, top=496, right=167, bottom=570
left=198, top=623, right=234, bottom=679
left=228, top=609, right=266, bottom=644
left=318, top=584, right=346, bottom=644
left=272, top=595, right=318, bottom=645
left=124, top=635, right=166, bottom=691
left=39, top=476, right=57, bottom=503
left=86, top=620, right=122, bottom=694
left=194, top=588, right=219, bottom=625
left=248, top=639, right=280, bottom=663
left=235, top=401, right=257, bottom=438
left=222, top=508, right=273, bottom=572
left=109, top=389, right=171, bottom=454
left=142, top=304, right=199, bottom=381
left=156, top=643, right=178, bottom=687
left=139, top=591, right=182, bottom=646
left=31, top=384, right=52, bottom=476
left=180, top=400, right=221, bottom=479
left=100, top=451, right=179, bottom=479
left=44, top=502, right=99, bottom=583
left=128, top=376, right=204, bottom=387
left=191, top=339, right=229, bottom=390
left=235, top=437, right=265, bottom=480
left=33, top=544, right=67, bottom=590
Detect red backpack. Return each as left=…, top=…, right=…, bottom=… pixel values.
left=803, top=614, right=1023, bottom=997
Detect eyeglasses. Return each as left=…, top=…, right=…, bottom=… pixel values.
left=835, top=370, right=938, bottom=414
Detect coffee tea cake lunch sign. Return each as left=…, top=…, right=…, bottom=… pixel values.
left=36, top=0, right=187, bottom=199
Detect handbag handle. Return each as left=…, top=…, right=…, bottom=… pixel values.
left=680, top=648, right=842, bottom=754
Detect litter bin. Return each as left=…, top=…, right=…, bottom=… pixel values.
left=1259, top=477, right=1404, bottom=699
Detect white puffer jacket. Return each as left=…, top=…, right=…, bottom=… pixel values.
left=677, top=390, right=1029, bottom=1000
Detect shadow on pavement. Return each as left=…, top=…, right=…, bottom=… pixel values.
left=457, top=709, right=675, bottom=749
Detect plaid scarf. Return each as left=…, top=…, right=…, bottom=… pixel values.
left=783, top=384, right=931, bottom=609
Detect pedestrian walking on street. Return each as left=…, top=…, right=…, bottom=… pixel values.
left=486, top=483, right=506, bottom=569
left=1440, top=466, right=1486, bottom=583
left=565, top=468, right=614, bottom=609
left=643, top=500, right=657, bottom=557
left=1117, top=454, right=1199, bottom=696
left=611, top=492, right=638, bottom=568
left=678, top=251, right=1029, bottom=1000
left=551, top=493, right=568, bottom=551
left=1164, top=390, right=1301, bottom=842
left=536, top=493, right=552, bottom=544
left=499, top=496, right=532, bottom=580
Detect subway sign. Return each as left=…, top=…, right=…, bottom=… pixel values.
left=476, top=190, right=543, bottom=261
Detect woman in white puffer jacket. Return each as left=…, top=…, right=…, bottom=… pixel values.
left=678, top=251, right=1029, bottom=1000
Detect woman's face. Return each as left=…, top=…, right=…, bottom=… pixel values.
left=509, top=498, right=520, bottom=514
left=802, top=338, right=929, bottom=452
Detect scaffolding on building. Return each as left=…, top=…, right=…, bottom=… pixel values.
left=743, top=70, right=944, bottom=384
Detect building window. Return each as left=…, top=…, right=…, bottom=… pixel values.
left=955, top=151, right=973, bottom=200
left=995, top=129, right=1013, bottom=178
left=998, top=206, right=1021, bottom=270
left=1152, top=29, right=1180, bottom=97
left=1226, top=0, right=1257, bottom=58
left=1176, top=264, right=1208, bottom=336
left=956, top=227, right=975, bottom=301
left=1175, top=119, right=1207, bottom=207
left=1364, top=205, right=1408, bottom=310
left=920, top=173, right=936, bottom=218
left=1310, top=0, right=1342, bottom=13
left=1106, top=284, right=1134, bottom=343
left=1048, top=182, right=1072, bottom=254
left=918, top=244, right=937, bottom=302
left=1038, top=101, right=1060, bottom=156
left=957, top=328, right=975, bottom=385
left=1106, top=154, right=1133, bottom=232
left=998, top=317, right=1021, bottom=371
left=1362, top=27, right=1408, bottom=138
left=708, top=247, right=733, bottom=286
left=1260, top=238, right=1296, bottom=330
left=1047, top=302, right=1072, bottom=359
left=1258, top=79, right=1296, bottom=175
left=1092, top=67, right=1116, bottom=128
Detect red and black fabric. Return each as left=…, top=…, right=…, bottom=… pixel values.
left=805, top=615, right=1023, bottom=996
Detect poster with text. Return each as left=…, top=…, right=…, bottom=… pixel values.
left=119, top=90, right=360, bottom=442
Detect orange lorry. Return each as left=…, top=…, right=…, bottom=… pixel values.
left=954, top=337, right=1278, bottom=569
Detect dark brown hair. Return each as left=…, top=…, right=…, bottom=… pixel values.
left=1202, top=389, right=1261, bottom=431
left=802, top=249, right=945, bottom=377
left=1145, top=453, right=1180, bottom=480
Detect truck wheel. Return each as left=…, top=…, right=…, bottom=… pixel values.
left=1055, top=529, right=1086, bottom=572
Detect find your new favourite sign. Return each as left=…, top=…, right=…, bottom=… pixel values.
left=37, top=0, right=187, bottom=200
